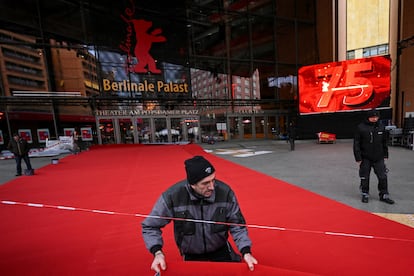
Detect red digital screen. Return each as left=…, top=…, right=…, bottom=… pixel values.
left=81, top=127, right=93, bottom=141
left=37, top=129, right=50, bottom=142
left=298, top=56, right=391, bottom=115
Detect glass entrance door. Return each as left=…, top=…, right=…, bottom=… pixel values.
left=242, top=116, right=252, bottom=139
left=229, top=117, right=241, bottom=139
left=170, top=118, right=182, bottom=142
left=154, top=118, right=167, bottom=142
left=255, top=116, right=265, bottom=138
left=185, top=118, right=199, bottom=143
left=137, top=118, right=152, bottom=143
left=97, top=115, right=200, bottom=144
left=99, top=118, right=115, bottom=144
left=119, top=118, right=134, bottom=144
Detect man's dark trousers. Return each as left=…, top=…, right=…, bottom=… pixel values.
left=359, top=158, right=388, bottom=196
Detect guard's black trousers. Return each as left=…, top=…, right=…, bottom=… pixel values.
left=289, top=138, right=295, bottom=151
left=359, top=158, right=388, bottom=197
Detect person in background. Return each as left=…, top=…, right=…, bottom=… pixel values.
left=7, top=133, right=33, bottom=176
left=353, top=109, right=394, bottom=204
left=141, top=155, right=258, bottom=274
left=70, top=130, right=81, bottom=154
left=288, top=121, right=296, bottom=151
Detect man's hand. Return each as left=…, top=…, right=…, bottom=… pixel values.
left=243, top=253, right=258, bottom=271
left=151, top=251, right=166, bottom=273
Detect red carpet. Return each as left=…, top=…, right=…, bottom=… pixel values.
left=1, top=144, right=413, bottom=275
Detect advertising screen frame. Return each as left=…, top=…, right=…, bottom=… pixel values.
left=64, top=128, right=75, bottom=137
left=18, top=129, right=33, bottom=143
left=37, top=128, right=50, bottom=143
left=298, top=56, right=391, bottom=115
left=81, top=127, right=93, bottom=141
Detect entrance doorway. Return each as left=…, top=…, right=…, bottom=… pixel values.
left=96, top=115, right=200, bottom=144
left=98, top=118, right=116, bottom=144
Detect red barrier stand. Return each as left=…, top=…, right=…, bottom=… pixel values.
left=317, top=132, right=336, bottom=144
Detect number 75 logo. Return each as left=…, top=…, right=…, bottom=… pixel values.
left=299, top=56, right=391, bottom=114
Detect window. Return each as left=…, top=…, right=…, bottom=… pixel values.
left=347, top=50, right=355, bottom=60
left=363, top=44, right=389, bottom=57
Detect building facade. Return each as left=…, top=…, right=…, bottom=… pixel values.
left=0, top=0, right=413, bottom=148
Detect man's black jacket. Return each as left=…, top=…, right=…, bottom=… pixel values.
left=353, top=119, right=388, bottom=162
left=8, top=138, right=30, bottom=156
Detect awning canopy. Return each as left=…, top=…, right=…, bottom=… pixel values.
left=6, top=111, right=95, bottom=122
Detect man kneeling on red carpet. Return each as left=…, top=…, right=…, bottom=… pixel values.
left=142, top=155, right=258, bottom=273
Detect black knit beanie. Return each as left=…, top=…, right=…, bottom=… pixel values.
left=367, top=109, right=380, bottom=118
left=185, top=156, right=215, bottom=184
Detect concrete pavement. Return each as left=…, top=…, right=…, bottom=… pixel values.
left=201, top=139, right=414, bottom=227
left=0, top=154, right=69, bottom=185
left=1, top=140, right=413, bottom=226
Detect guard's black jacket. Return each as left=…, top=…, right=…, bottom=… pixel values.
left=353, top=118, right=388, bottom=162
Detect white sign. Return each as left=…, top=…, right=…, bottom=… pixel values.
left=216, top=123, right=227, bottom=131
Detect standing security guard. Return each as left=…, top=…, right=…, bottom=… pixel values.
left=353, top=109, right=394, bottom=204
